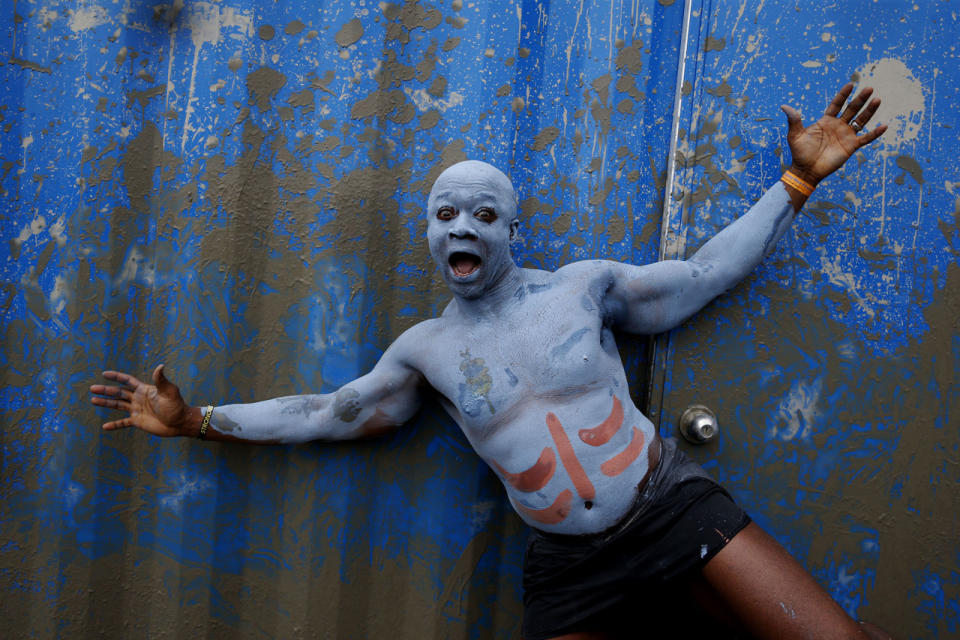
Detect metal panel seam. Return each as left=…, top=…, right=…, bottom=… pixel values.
left=646, top=0, right=694, bottom=427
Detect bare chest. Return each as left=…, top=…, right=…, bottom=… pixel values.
left=413, top=289, right=623, bottom=434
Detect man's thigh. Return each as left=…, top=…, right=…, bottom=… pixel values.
left=533, top=578, right=744, bottom=640
left=700, top=521, right=870, bottom=640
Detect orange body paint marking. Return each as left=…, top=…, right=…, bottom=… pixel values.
left=546, top=412, right=596, bottom=500
left=578, top=395, right=624, bottom=446
left=514, top=489, right=573, bottom=525
left=600, top=426, right=645, bottom=476
left=493, top=447, right=557, bottom=492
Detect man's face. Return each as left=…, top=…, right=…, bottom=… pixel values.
left=426, top=162, right=519, bottom=300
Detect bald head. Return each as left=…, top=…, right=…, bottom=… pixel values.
left=428, top=161, right=518, bottom=223
left=425, top=160, right=522, bottom=300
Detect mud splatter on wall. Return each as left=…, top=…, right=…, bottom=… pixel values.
left=1, top=0, right=957, bottom=638
left=649, top=3, right=959, bottom=638
left=1, top=0, right=681, bottom=637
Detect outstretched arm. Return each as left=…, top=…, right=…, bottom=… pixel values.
left=606, top=82, right=886, bottom=335
left=90, top=341, right=425, bottom=444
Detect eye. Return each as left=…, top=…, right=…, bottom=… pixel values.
left=436, top=206, right=457, bottom=221
left=474, top=207, right=497, bottom=223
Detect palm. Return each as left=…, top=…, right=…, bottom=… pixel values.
left=91, top=365, right=189, bottom=437
left=782, top=83, right=886, bottom=184
left=789, top=116, right=862, bottom=178
left=127, top=382, right=185, bottom=436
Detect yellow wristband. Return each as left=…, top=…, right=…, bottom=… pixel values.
left=199, top=405, right=213, bottom=439
left=781, top=171, right=815, bottom=196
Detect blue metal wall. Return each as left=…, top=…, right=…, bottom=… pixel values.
left=649, top=2, right=960, bottom=638
left=2, top=0, right=681, bottom=637
left=1, top=0, right=956, bottom=638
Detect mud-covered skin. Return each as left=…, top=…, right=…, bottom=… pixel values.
left=404, top=263, right=658, bottom=533
left=208, top=162, right=796, bottom=534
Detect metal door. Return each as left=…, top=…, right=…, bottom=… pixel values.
left=648, top=3, right=959, bottom=638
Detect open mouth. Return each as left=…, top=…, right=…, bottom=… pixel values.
left=449, top=251, right=481, bottom=277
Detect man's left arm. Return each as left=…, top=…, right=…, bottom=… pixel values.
left=606, top=82, right=887, bottom=335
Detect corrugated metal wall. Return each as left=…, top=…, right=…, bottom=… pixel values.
left=2, top=0, right=679, bottom=637
left=649, top=3, right=959, bottom=638
left=1, top=0, right=956, bottom=638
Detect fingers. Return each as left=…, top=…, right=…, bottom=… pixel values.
left=153, top=364, right=172, bottom=391
left=90, top=378, right=134, bottom=418
left=852, top=96, right=881, bottom=129
left=825, top=82, right=885, bottom=146
left=102, top=417, right=135, bottom=431
left=838, top=86, right=874, bottom=123
left=858, top=123, right=888, bottom=147
left=102, top=370, right=144, bottom=389
left=90, top=384, right=133, bottom=401
left=780, top=104, right=804, bottom=139
left=91, top=395, right=132, bottom=412
left=849, top=94, right=885, bottom=145
left=823, top=83, right=854, bottom=117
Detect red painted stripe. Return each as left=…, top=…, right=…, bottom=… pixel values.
left=546, top=412, right=596, bottom=500
left=492, top=447, right=556, bottom=492
left=514, top=489, right=573, bottom=525
left=601, top=426, right=646, bottom=477
left=578, top=395, right=624, bottom=446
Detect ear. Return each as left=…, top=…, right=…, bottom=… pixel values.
left=509, top=219, right=520, bottom=240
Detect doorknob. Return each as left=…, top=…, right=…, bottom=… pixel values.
left=679, top=405, right=719, bottom=444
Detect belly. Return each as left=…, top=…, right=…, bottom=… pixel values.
left=469, top=388, right=659, bottom=534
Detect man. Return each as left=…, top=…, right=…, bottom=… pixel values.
left=91, top=84, right=890, bottom=639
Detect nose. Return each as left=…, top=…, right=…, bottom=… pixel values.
left=448, top=216, right=477, bottom=240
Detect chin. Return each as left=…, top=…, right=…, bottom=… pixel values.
left=445, top=275, right=486, bottom=299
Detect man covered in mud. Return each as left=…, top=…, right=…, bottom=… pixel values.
left=92, top=84, right=891, bottom=639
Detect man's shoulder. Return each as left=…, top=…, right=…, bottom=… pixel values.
left=553, top=259, right=621, bottom=285
left=393, top=316, right=447, bottom=343
left=551, top=259, right=660, bottom=315
left=379, top=317, right=449, bottom=370
left=514, top=262, right=620, bottom=313
left=556, top=258, right=660, bottom=284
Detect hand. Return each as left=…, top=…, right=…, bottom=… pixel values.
left=781, top=83, right=888, bottom=185
left=90, top=365, right=195, bottom=437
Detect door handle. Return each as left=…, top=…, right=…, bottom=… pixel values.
left=679, top=405, right=719, bottom=444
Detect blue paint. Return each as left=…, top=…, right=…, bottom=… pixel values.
left=653, top=6, right=960, bottom=634
left=3, top=0, right=958, bottom=636
left=549, top=327, right=591, bottom=359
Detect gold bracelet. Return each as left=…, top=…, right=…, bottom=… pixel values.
left=199, top=405, right=213, bottom=439
left=781, top=171, right=815, bottom=196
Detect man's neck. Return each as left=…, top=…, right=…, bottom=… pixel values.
left=451, top=264, right=525, bottom=320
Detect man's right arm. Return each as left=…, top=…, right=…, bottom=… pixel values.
left=90, top=342, right=425, bottom=444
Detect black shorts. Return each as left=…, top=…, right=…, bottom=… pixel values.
left=521, top=437, right=751, bottom=640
